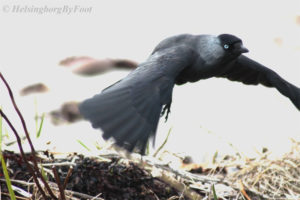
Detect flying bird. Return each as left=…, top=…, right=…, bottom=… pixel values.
left=79, top=34, right=300, bottom=154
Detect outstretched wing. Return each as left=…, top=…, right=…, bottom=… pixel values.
left=79, top=46, right=195, bottom=153
left=217, top=55, right=300, bottom=110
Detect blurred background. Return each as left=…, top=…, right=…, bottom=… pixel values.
left=0, top=0, right=299, bottom=163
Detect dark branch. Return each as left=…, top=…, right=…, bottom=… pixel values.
left=0, top=72, right=58, bottom=199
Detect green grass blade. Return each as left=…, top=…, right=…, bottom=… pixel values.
left=153, top=127, right=172, bottom=157
left=94, top=141, right=102, bottom=151
left=145, top=140, right=150, bottom=155
left=1, top=154, right=16, bottom=200
left=36, top=113, right=45, bottom=138
left=212, top=184, right=218, bottom=200
left=40, top=164, right=48, bottom=181
left=77, top=140, right=91, bottom=151
left=0, top=109, right=17, bottom=200
left=212, top=150, right=218, bottom=164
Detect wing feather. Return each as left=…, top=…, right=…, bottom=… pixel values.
left=217, top=55, right=300, bottom=110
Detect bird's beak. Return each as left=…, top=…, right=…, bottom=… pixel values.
left=234, top=43, right=249, bottom=54
left=240, top=45, right=249, bottom=53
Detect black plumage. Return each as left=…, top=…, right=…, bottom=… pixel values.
left=79, top=34, right=300, bottom=154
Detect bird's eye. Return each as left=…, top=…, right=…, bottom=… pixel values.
left=224, top=44, right=230, bottom=49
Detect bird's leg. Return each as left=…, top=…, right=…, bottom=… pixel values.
left=161, top=102, right=171, bottom=122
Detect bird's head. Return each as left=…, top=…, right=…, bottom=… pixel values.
left=217, top=34, right=249, bottom=57
left=196, top=34, right=249, bottom=65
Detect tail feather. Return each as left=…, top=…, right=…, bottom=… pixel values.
left=103, top=107, right=140, bottom=139
left=110, top=116, right=142, bottom=142
left=120, top=120, right=151, bottom=152
left=80, top=89, right=130, bottom=126
left=80, top=96, right=127, bottom=119
left=102, top=103, right=134, bottom=129
left=131, top=86, right=162, bottom=132
left=79, top=80, right=164, bottom=154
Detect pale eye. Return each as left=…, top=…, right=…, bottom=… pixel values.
left=224, top=44, right=229, bottom=49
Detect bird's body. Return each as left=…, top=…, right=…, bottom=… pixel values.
left=79, top=34, right=300, bottom=154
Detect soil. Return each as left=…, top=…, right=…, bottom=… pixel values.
left=0, top=150, right=263, bottom=200
left=0, top=150, right=184, bottom=200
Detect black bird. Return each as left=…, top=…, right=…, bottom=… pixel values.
left=79, top=34, right=300, bottom=154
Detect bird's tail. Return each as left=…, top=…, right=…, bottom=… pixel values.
left=79, top=80, right=167, bottom=154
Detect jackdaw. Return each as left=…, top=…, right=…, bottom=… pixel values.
left=79, top=34, right=300, bottom=154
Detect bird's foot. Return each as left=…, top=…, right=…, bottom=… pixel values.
left=161, top=103, right=171, bottom=122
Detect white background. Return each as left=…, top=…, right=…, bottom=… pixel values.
left=0, top=1, right=299, bottom=162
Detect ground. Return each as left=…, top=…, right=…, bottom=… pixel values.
left=0, top=150, right=244, bottom=200
left=2, top=145, right=300, bottom=199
